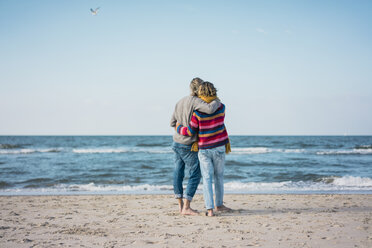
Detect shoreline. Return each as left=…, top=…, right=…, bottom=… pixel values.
left=1, top=194, right=371, bottom=247
left=1, top=191, right=372, bottom=196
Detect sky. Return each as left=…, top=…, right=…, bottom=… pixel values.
left=0, top=0, right=371, bottom=135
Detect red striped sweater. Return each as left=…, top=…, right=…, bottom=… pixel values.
left=176, top=104, right=229, bottom=149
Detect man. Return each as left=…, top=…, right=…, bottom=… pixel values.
left=170, top=78, right=221, bottom=215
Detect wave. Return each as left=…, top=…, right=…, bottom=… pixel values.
left=0, top=181, right=12, bottom=189
left=72, top=147, right=172, bottom=154
left=231, top=147, right=305, bottom=154
left=316, top=149, right=372, bottom=155
left=231, top=147, right=271, bottom=154
left=0, top=183, right=174, bottom=195
left=0, top=149, right=36, bottom=154
left=232, top=147, right=372, bottom=155
left=1, top=146, right=371, bottom=156
left=327, top=176, right=372, bottom=187
left=73, top=148, right=131, bottom=154
left=0, top=148, right=62, bottom=154
left=225, top=160, right=294, bottom=168
left=293, top=142, right=317, bottom=148
left=355, top=145, right=372, bottom=149
left=22, top=178, right=53, bottom=184
left=67, top=183, right=173, bottom=192
left=136, top=143, right=168, bottom=147
left=0, top=144, right=24, bottom=149
left=225, top=160, right=253, bottom=166
left=224, top=175, right=372, bottom=192
left=1, top=176, right=371, bottom=195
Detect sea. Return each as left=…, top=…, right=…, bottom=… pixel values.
left=1, top=136, right=372, bottom=195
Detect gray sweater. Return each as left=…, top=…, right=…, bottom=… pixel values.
left=170, top=96, right=221, bottom=145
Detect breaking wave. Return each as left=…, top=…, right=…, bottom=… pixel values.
left=316, top=149, right=372, bottom=155
left=355, top=145, right=372, bottom=149
left=72, top=147, right=172, bottom=154
left=231, top=147, right=372, bottom=155
left=2, top=146, right=371, bottom=156
left=0, top=148, right=61, bottom=154
left=1, top=176, right=371, bottom=195
left=224, top=176, right=372, bottom=192
left=231, top=147, right=306, bottom=154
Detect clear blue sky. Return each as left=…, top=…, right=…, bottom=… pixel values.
left=1, top=0, right=371, bottom=135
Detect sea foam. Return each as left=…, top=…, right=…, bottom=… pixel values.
left=72, top=147, right=172, bottom=154
left=1, top=176, right=371, bottom=195
left=2, top=146, right=371, bottom=155
left=231, top=147, right=271, bottom=154
left=0, top=148, right=61, bottom=154
left=231, top=147, right=305, bottom=154
left=316, top=149, right=372, bottom=155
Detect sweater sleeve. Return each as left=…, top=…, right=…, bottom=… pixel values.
left=170, top=110, right=177, bottom=127
left=176, top=113, right=199, bottom=137
left=193, top=97, right=221, bottom=114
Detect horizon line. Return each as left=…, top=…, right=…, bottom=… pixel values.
left=1, top=134, right=372, bottom=137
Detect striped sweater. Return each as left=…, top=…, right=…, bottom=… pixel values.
left=176, top=104, right=229, bottom=150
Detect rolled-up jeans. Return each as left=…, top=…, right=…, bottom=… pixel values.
left=198, top=145, right=225, bottom=210
left=172, top=142, right=201, bottom=201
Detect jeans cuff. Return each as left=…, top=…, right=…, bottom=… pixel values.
left=185, top=195, right=193, bottom=201
left=206, top=205, right=214, bottom=210
left=174, top=194, right=183, bottom=199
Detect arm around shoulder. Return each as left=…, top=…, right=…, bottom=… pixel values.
left=193, top=97, right=221, bottom=114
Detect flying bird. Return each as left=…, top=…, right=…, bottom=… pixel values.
left=90, top=7, right=100, bottom=15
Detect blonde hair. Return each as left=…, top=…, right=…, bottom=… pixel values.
left=190, top=77, right=204, bottom=96
left=198, top=81, right=217, bottom=97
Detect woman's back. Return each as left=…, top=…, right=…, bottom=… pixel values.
left=190, top=104, right=229, bottom=149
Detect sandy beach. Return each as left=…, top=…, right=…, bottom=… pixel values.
left=0, top=194, right=371, bottom=247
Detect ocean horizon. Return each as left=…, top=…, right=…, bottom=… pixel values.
left=1, top=135, right=372, bottom=195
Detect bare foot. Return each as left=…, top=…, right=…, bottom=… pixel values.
left=205, top=209, right=214, bottom=217
left=181, top=207, right=199, bottom=216
left=216, top=204, right=232, bottom=212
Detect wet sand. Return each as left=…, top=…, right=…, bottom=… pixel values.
left=1, top=194, right=372, bottom=247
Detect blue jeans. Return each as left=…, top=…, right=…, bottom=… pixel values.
left=198, top=146, right=225, bottom=210
left=172, top=142, right=201, bottom=201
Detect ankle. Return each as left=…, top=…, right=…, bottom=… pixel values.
left=184, top=199, right=191, bottom=209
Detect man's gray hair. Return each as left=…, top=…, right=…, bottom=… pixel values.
left=190, top=77, right=204, bottom=96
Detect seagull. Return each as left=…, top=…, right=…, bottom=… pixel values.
left=90, top=7, right=100, bottom=15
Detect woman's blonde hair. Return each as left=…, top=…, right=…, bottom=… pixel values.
left=198, top=81, right=217, bottom=97
left=190, top=77, right=204, bottom=96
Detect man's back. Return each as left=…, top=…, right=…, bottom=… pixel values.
left=170, top=96, right=220, bottom=145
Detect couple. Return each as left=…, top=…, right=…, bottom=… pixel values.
left=170, top=78, right=231, bottom=217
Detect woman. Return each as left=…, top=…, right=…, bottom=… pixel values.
left=175, top=82, right=231, bottom=217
